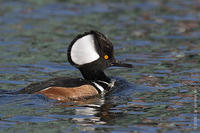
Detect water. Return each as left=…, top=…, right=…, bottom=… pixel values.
left=0, top=0, right=200, bottom=132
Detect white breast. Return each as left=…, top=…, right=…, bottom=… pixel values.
left=70, top=34, right=100, bottom=65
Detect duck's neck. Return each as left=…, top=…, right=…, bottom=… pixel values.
left=79, top=69, right=111, bottom=83
left=79, top=69, right=114, bottom=93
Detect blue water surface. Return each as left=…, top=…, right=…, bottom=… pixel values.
left=0, top=0, right=200, bottom=132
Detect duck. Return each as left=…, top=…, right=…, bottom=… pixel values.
left=17, top=30, right=132, bottom=102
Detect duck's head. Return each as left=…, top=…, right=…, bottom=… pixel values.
left=67, top=30, right=132, bottom=82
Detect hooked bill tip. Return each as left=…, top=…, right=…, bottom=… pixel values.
left=111, top=60, right=133, bottom=68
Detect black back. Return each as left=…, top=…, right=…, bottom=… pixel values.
left=17, top=77, right=91, bottom=94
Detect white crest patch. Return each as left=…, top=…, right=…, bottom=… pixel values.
left=70, top=34, right=100, bottom=65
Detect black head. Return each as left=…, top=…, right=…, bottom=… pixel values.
left=67, top=30, right=132, bottom=81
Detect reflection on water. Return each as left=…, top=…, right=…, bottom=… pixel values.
left=0, top=0, right=200, bottom=132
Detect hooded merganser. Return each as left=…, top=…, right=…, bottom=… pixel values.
left=17, top=30, right=132, bottom=101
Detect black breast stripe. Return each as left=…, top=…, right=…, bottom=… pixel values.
left=92, top=82, right=105, bottom=94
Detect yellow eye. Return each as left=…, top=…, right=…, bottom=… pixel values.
left=104, top=55, right=109, bottom=60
